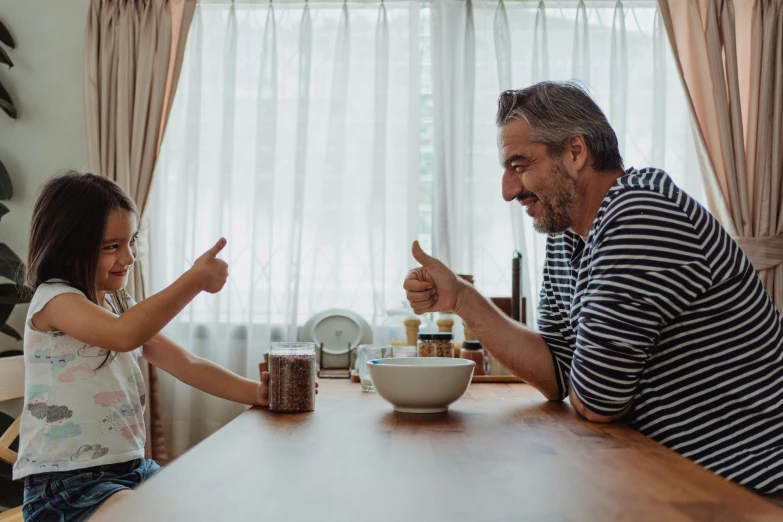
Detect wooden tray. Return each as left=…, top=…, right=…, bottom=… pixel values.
left=471, top=375, right=524, bottom=383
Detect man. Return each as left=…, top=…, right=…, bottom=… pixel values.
left=404, top=81, right=783, bottom=495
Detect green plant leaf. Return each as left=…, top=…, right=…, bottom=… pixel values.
left=0, top=160, right=12, bottom=200
left=0, top=19, right=14, bottom=49
left=0, top=45, right=11, bottom=69
left=0, top=284, right=16, bottom=304
left=0, top=244, right=24, bottom=284
left=0, top=284, right=29, bottom=304
left=0, top=80, right=17, bottom=119
left=0, top=304, right=13, bottom=327
left=0, top=323, right=21, bottom=341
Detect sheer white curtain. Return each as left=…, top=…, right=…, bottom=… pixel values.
left=150, top=0, right=703, bottom=456
left=149, top=1, right=420, bottom=456
left=430, top=0, right=703, bottom=325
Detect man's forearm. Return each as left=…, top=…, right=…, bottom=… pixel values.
left=568, top=386, right=631, bottom=423
left=455, top=283, right=560, bottom=400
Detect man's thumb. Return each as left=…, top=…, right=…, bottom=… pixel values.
left=207, top=237, right=227, bottom=257
left=411, top=240, right=437, bottom=268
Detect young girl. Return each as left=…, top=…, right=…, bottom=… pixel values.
left=13, top=171, right=310, bottom=521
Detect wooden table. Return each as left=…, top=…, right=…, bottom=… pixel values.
left=103, top=381, right=783, bottom=521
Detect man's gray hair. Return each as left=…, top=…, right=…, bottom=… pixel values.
left=496, top=81, right=623, bottom=172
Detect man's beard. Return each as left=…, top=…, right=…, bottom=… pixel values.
left=533, top=161, right=578, bottom=234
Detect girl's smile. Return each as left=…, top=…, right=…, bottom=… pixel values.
left=97, top=209, right=138, bottom=301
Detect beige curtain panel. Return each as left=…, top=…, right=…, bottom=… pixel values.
left=84, top=0, right=197, bottom=463
left=658, top=0, right=783, bottom=310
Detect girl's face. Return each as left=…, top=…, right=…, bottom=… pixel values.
left=96, top=209, right=138, bottom=300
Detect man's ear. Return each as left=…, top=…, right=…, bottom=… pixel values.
left=567, top=134, right=589, bottom=172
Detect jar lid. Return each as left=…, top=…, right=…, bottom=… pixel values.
left=269, top=342, right=316, bottom=355
left=462, top=340, right=482, bottom=350
left=417, top=333, right=453, bottom=341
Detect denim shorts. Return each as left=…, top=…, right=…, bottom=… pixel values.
left=22, top=458, right=162, bottom=522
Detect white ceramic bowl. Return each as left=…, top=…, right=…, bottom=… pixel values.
left=366, top=357, right=475, bottom=413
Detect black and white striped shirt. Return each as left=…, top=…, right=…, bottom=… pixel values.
left=539, top=167, right=783, bottom=494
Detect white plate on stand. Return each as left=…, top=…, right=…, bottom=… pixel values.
left=299, top=309, right=372, bottom=369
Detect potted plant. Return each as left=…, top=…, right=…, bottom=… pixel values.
left=0, top=18, right=31, bottom=342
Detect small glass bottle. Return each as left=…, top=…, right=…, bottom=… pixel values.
left=356, top=345, right=391, bottom=392
left=382, top=302, right=416, bottom=344
left=417, top=333, right=454, bottom=358
left=460, top=340, right=485, bottom=375
left=268, top=342, right=316, bottom=413
left=391, top=345, right=417, bottom=358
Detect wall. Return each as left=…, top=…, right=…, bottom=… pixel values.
left=0, top=1, right=91, bottom=357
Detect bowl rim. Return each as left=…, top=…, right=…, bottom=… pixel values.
left=367, top=357, right=475, bottom=368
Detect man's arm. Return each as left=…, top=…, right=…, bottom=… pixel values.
left=567, top=190, right=709, bottom=420
left=457, top=282, right=634, bottom=420
left=456, top=284, right=560, bottom=401
left=568, top=386, right=631, bottom=422
left=404, top=241, right=560, bottom=401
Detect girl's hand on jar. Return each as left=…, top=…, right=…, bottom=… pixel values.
left=256, top=371, right=270, bottom=407
left=256, top=371, right=318, bottom=408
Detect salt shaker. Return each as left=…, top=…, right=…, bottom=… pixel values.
left=404, top=317, right=421, bottom=346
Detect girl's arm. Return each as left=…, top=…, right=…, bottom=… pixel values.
left=34, top=239, right=228, bottom=353
left=143, top=332, right=268, bottom=407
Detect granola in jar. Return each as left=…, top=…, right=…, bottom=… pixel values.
left=268, top=343, right=316, bottom=413
left=417, top=333, right=454, bottom=358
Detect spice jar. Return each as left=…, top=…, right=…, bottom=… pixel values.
left=460, top=340, right=485, bottom=375
left=268, top=342, right=316, bottom=413
left=436, top=316, right=457, bottom=356
left=417, top=333, right=454, bottom=358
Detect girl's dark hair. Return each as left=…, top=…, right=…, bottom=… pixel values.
left=27, top=170, right=137, bottom=369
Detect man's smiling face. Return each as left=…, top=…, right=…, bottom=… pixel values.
left=499, top=118, right=579, bottom=234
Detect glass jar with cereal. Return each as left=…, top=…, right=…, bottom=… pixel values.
left=417, top=333, right=454, bottom=358
left=268, top=342, right=316, bottom=413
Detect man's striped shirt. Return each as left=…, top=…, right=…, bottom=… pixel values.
left=538, top=167, right=783, bottom=493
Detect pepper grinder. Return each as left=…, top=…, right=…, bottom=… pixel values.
left=436, top=316, right=454, bottom=333
left=404, top=317, right=421, bottom=347
left=437, top=316, right=457, bottom=357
